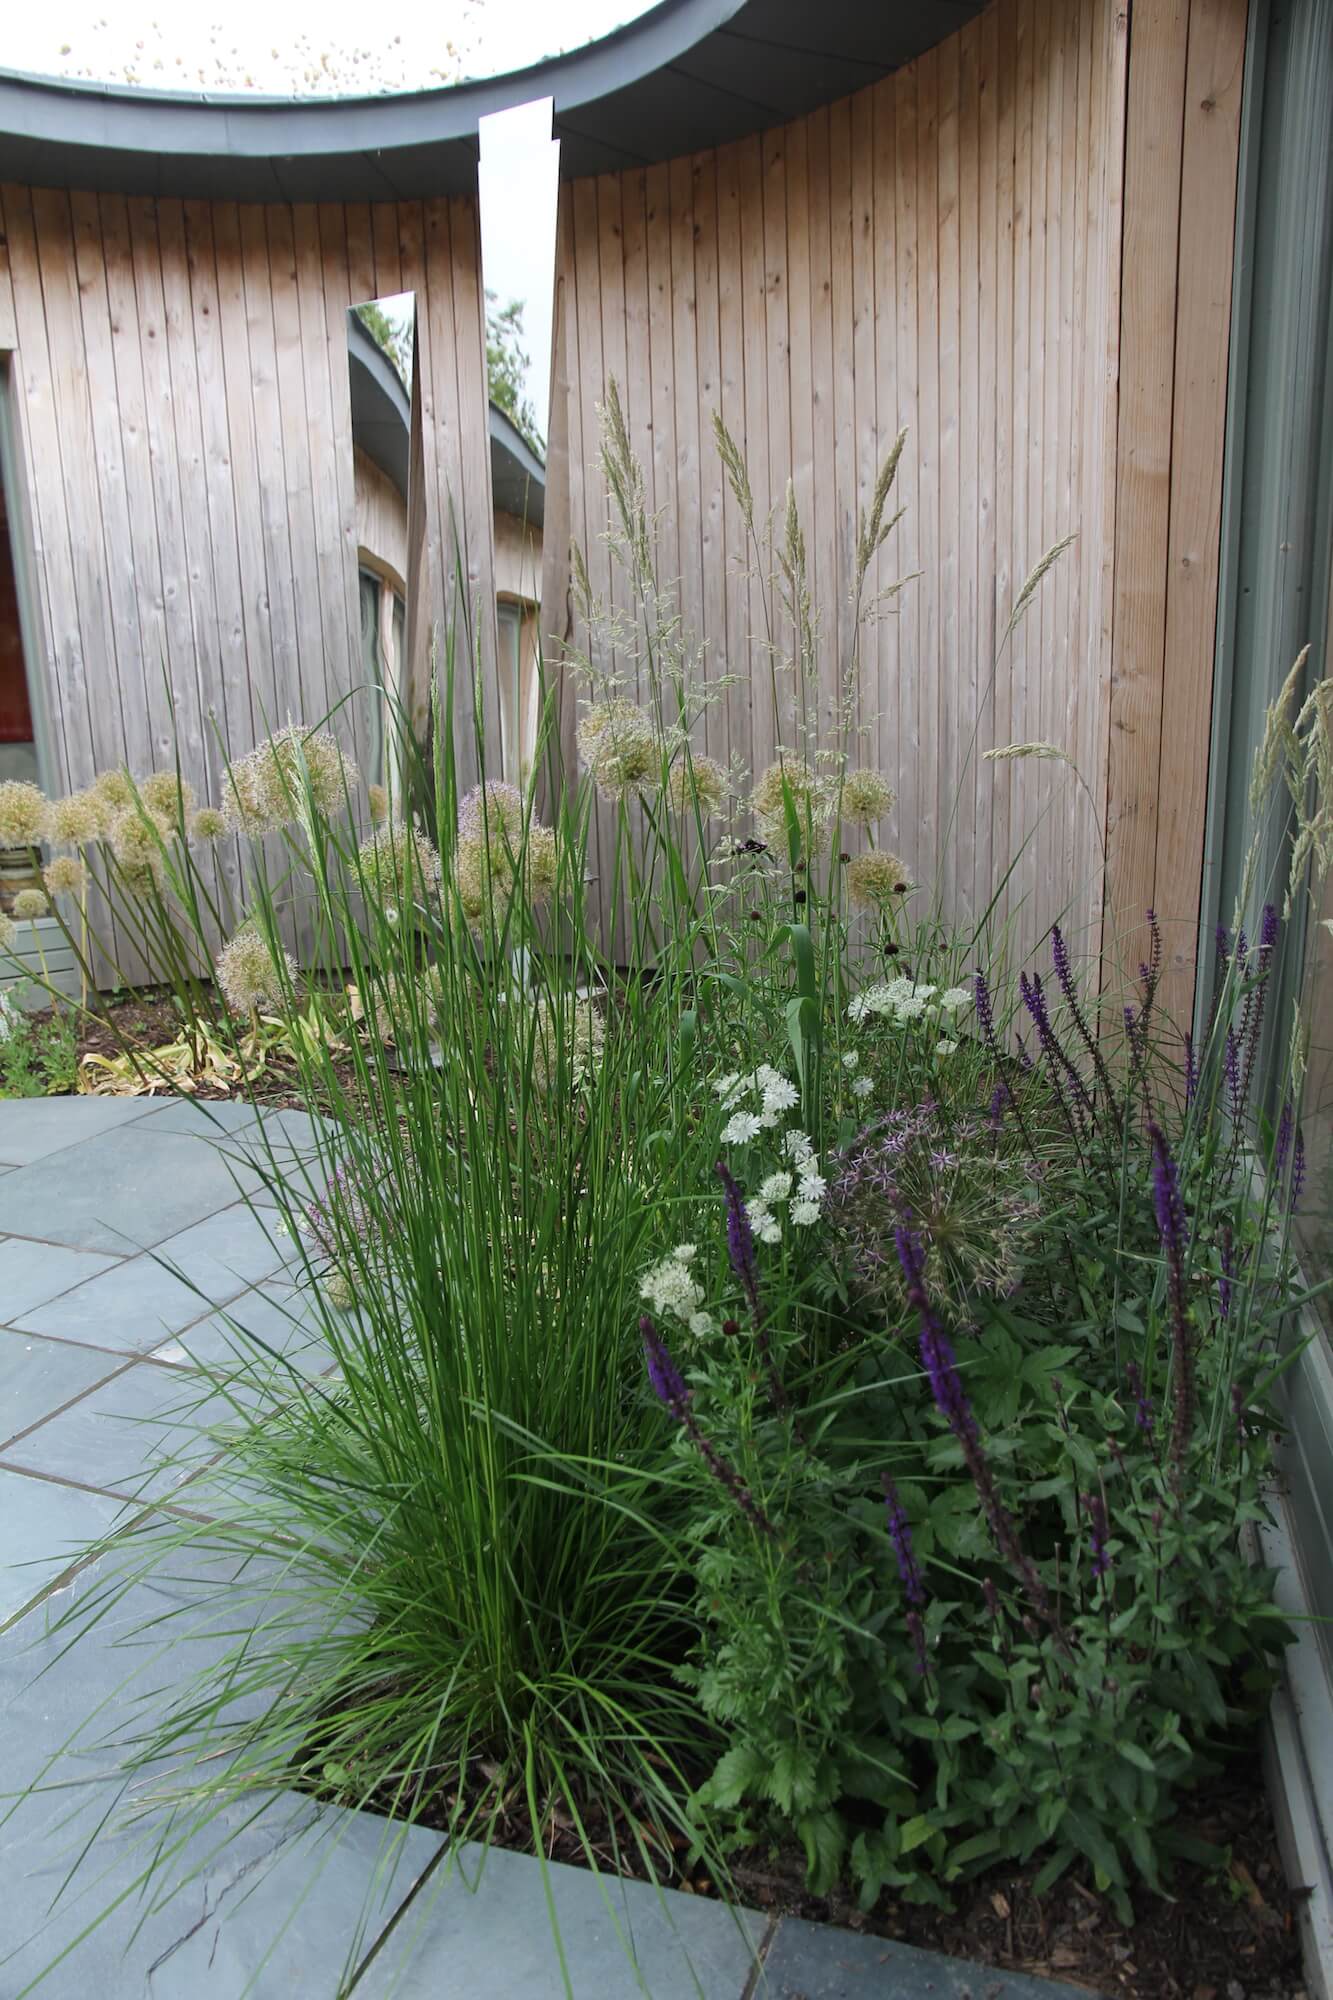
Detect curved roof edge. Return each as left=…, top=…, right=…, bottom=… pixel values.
left=0, top=0, right=985, bottom=201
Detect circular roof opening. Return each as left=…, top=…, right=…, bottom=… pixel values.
left=4, top=0, right=660, bottom=99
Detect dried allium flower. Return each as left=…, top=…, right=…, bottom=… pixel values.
left=138, top=771, right=196, bottom=821
left=215, top=922, right=297, bottom=1016
left=577, top=700, right=659, bottom=801
left=846, top=850, right=914, bottom=913
left=357, top=820, right=442, bottom=907
left=455, top=821, right=558, bottom=931
left=49, top=791, right=103, bottom=845
left=750, top=758, right=834, bottom=853
left=324, top=1269, right=355, bottom=1311
left=108, top=807, right=170, bottom=882
left=0, top=911, right=15, bottom=952
left=91, top=769, right=134, bottom=814
left=840, top=768, right=896, bottom=827
left=43, top=855, right=86, bottom=898
left=664, top=754, right=727, bottom=818
left=458, top=781, right=525, bottom=844
left=224, top=727, right=359, bottom=833
left=367, top=782, right=390, bottom=827
left=0, top=780, right=51, bottom=848
left=189, top=807, right=228, bottom=842
left=12, top=887, right=48, bottom=920
left=525, top=993, right=605, bottom=1091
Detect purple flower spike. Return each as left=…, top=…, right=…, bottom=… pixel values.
left=1087, top=1492, right=1111, bottom=1579
left=1224, top=1029, right=1243, bottom=1120
left=1292, top=1129, right=1306, bottom=1212
left=1275, top=1100, right=1294, bottom=1181
left=641, top=1316, right=689, bottom=1416
left=883, top=1475, right=926, bottom=1607
left=716, top=1160, right=759, bottom=1313
left=988, top=1083, right=1007, bottom=1135
left=896, top=1228, right=977, bottom=1445
left=1125, top=1359, right=1154, bottom=1435
left=905, top=1608, right=930, bottom=1678
left=973, top=968, right=997, bottom=1045
left=1183, top=1031, right=1198, bottom=1108
left=1148, top=1126, right=1195, bottom=1484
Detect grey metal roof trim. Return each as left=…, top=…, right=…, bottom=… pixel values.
left=0, top=0, right=983, bottom=200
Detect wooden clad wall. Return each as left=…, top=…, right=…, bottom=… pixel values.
left=0, top=186, right=497, bottom=837
left=547, top=0, right=1129, bottom=964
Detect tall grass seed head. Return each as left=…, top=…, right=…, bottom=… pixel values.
left=665, top=754, right=728, bottom=818
left=43, top=854, right=87, bottom=897
left=215, top=922, right=297, bottom=1015
left=840, top=768, right=897, bottom=827
left=577, top=700, right=660, bottom=801
left=0, top=780, right=51, bottom=848
left=846, top=849, right=915, bottom=913
left=49, top=791, right=104, bottom=845
left=138, top=770, right=196, bottom=821
left=12, top=887, right=49, bottom=920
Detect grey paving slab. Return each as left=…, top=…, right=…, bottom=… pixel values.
left=0, top=1232, right=122, bottom=1320
left=0, top=1327, right=128, bottom=1447
left=157, top=1283, right=333, bottom=1379
left=0, top=1359, right=247, bottom=1500
left=759, top=1917, right=1098, bottom=1998
left=357, top=1840, right=767, bottom=1999
left=0, top=1094, right=157, bottom=1164
left=0, top=1466, right=127, bottom=1624
left=13, top=1250, right=222, bottom=1353
left=136, top=1097, right=262, bottom=1137
left=151, top=1201, right=297, bottom=1302
left=0, top=1121, right=265, bottom=1254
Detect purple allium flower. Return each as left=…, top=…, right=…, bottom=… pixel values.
left=1086, top=1492, right=1111, bottom=1579
left=1149, top=1126, right=1195, bottom=1486
left=642, top=1316, right=690, bottom=1416
left=883, top=1475, right=926, bottom=1607
left=1124, top=1360, right=1154, bottom=1435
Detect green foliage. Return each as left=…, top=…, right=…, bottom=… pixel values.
left=0, top=1001, right=77, bottom=1097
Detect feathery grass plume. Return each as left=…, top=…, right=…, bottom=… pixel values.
left=1248, top=647, right=1307, bottom=820
left=577, top=699, right=659, bottom=802
left=189, top=806, right=228, bottom=842
left=0, top=779, right=51, bottom=848
left=139, top=770, right=197, bottom=821
left=1284, top=669, right=1333, bottom=915
left=750, top=758, right=833, bottom=852
left=43, top=854, right=87, bottom=898
left=712, top=411, right=756, bottom=533
left=1002, top=534, right=1077, bottom=642
left=12, top=887, right=49, bottom=920
left=225, top=726, right=359, bottom=834
left=367, top=781, right=390, bottom=828
left=0, top=910, right=15, bottom=952
left=357, top=820, right=442, bottom=909
left=49, top=790, right=103, bottom=845
left=215, top=921, right=297, bottom=1016
left=984, top=740, right=1073, bottom=768
left=854, top=426, right=908, bottom=589
left=846, top=849, right=914, bottom=913
left=839, top=768, right=896, bottom=827
left=664, top=754, right=727, bottom=818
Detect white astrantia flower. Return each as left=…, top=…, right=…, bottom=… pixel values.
left=851, top=1074, right=875, bottom=1098
left=842, top=1049, right=860, bottom=1070
left=755, top=1064, right=786, bottom=1092
left=790, top=1198, right=822, bottom=1226
left=760, top=1172, right=793, bottom=1203
left=762, top=1076, right=799, bottom=1114
left=674, top=1243, right=698, bottom=1263
left=935, top=1039, right=959, bottom=1057
left=721, top=1111, right=762, bottom=1145
left=782, top=1129, right=815, bottom=1163
left=797, top=1170, right=828, bottom=1203
left=940, top=986, right=974, bottom=1013
left=746, top=1199, right=773, bottom=1230
left=756, top=1107, right=781, bottom=1130
left=689, top=1310, right=716, bottom=1337
left=713, top=1072, right=741, bottom=1100
left=640, top=1249, right=708, bottom=1326
left=757, top=1217, right=782, bottom=1245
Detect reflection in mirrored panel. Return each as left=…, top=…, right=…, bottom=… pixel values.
left=480, top=99, right=559, bottom=781
left=348, top=293, right=415, bottom=807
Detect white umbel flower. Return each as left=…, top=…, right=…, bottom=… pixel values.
left=759, top=1172, right=793, bottom=1203
left=721, top=1111, right=762, bottom=1145
left=790, top=1199, right=822, bottom=1226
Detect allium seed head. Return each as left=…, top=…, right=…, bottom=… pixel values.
left=577, top=701, right=660, bottom=801
left=367, top=782, right=390, bottom=827
left=91, top=769, right=135, bottom=814
left=49, top=791, right=104, bottom=845
left=215, top=922, right=297, bottom=1016
left=0, top=911, right=15, bottom=952
left=43, top=855, right=87, bottom=898
left=0, top=780, right=51, bottom=848
left=357, top=820, right=442, bottom=907
left=12, top=887, right=48, bottom=920
left=840, top=768, right=897, bottom=827
left=457, top=781, right=525, bottom=844
left=138, top=771, right=196, bottom=821
left=224, top=728, right=359, bottom=833
left=846, top=850, right=914, bottom=913
left=189, top=807, right=228, bottom=842
left=750, top=759, right=835, bottom=854
left=664, top=754, right=728, bottom=818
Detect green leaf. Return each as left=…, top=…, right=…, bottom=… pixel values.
left=698, top=1742, right=766, bottom=1809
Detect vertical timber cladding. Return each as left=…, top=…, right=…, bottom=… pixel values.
left=548, top=0, right=1132, bottom=965
left=0, top=184, right=497, bottom=835
left=1106, top=0, right=1249, bottom=1022
left=547, top=0, right=1250, bottom=987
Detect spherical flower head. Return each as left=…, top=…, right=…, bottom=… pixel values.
left=750, top=759, right=834, bottom=854
left=215, top=922, right=297, bottom=1016
left=324, top=1269, right=355, bottom=1312
left=225, top=728, right=359, bottom=833
left=840, top=768, right=897, bottom=827
left=108, top=807, right=171, bottom=879
left=0, top=780, right=52, bottom=848
left=664, top=754, right=727, bottom=818
left=847, top=850, right=914, bottom=914
left=0, top=911, right=15, bottom=953
left=935, top=1038, right=959, bottom=1058
left=458, top=781, right=525, bottom=845
left=189, top=807, right=229, bottom=842
left=138, top=770, right=196, bottom=822
left=525, top=992, right=606, bottom=1092
left=790, top=1198, right=821, bottom=1226
left=43, top=855, right=87, bottom=898
left=577, top=700, right=660, bottom=802
left=525, top=825, right=559, bottom=906
left=760, top=1171, right=793, bottom=1203
left=367, top=782, right=390, bottom=828
left=12, top=887, right=48, bottom=920
left=454, top=833, right=514, bottom=931
left=851, top=1074, right=874, bottom=1099
left=91, top=769, right=134, bottom=815
left=358, top=820, right=442, bottom=909
left=49, top=791, right=103, bottom=845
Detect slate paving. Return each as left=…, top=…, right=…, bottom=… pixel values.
left=0, top=1099, right=1098, bottom=1998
